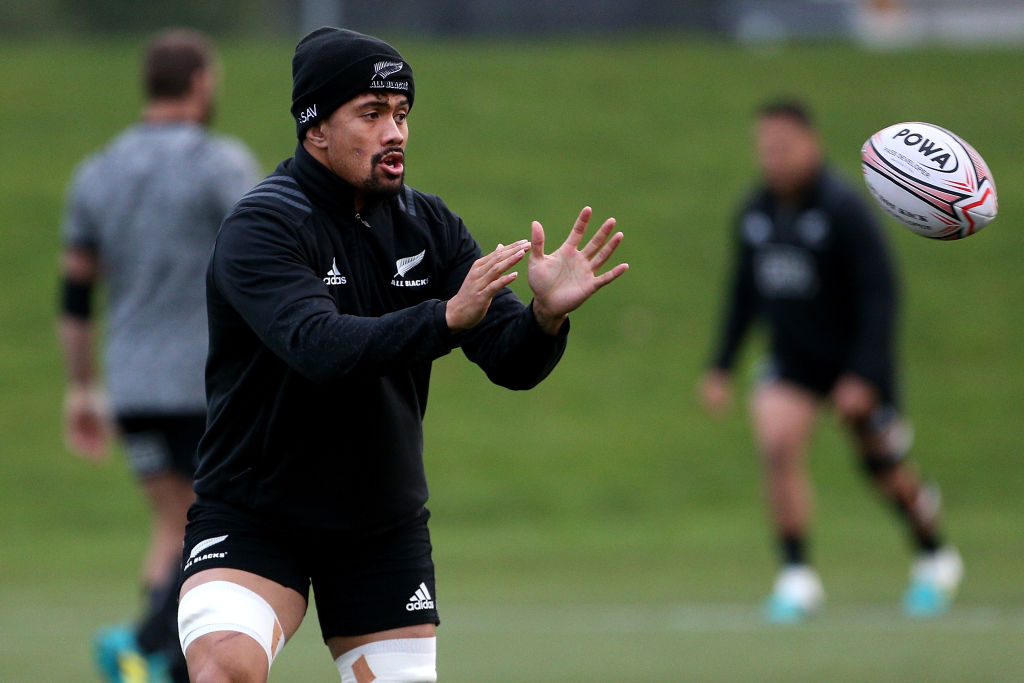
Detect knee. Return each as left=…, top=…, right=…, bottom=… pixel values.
left=186, top=643, right=268, bottom=679
left=857, top=411, right=914, bottom=479
left=760, top=439, right=801, bottom=472
left=189, top=661, right=237, bottom=683
left=179, top=581, right=283, bottom=682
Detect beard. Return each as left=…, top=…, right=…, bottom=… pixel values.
left=358, top=147, right=405, bottom=200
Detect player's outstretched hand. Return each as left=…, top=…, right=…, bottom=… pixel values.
left=528, top=207, right=628, bottom=335
left=446, top=240, right=531, bottom=332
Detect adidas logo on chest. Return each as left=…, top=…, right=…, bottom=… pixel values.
left=323, top=258, right=348, bottom=286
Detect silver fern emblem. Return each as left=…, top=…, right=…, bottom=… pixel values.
left=188, top=535, right=228, bottom=560
left=395, top=250, right=426, bottom=278
left=373, top=61, right=403, bottom=80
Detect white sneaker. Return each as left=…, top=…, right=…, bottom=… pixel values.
left=903, top=546, right=963, bottom=617
left=765, top=565, right=825, bottom=623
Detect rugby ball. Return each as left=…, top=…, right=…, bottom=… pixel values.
left=861, top=122, right=997, bottom=240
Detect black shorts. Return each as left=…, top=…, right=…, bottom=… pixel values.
left=760, top=355, right=899, bottom=408
left=181, top=498, right=439, bottom=640
left=116, top=413, right=205, bottom=479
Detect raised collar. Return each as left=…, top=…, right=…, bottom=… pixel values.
left=291, top=142, right=368, bottom=217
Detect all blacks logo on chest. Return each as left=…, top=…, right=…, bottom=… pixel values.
left=391, top=249, right=429, bottom=288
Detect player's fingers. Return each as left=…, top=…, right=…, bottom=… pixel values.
left=591, top=262, right=629, bottom=290
left=581, top=217, right=616, bottom=259
left=499, top=240, right=530, bottom=257
left=485, top=240, right=528, bottom=260
left=488, top=247, right=527, bottom=278
left=481, top=241, right=524, bottom=260
left=479, top=271, right=518, bottom=296
left=470, top=248, right=525, bottom=292
left=564, top=206, right=592, bottom=249
left=474, top=240, right=528, bottom=275
left=530, top=221, right=545, bottom=261
left=589, top=232, right=624, bottom=272
left=497, top=239, right=530, bottom=252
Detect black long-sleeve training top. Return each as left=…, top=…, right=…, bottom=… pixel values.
left=711, top=167, right=897, bottom=389
left=194, top=144, right=568, bottom=530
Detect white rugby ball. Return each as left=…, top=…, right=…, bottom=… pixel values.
left=861, top=121, right=997, bottom=240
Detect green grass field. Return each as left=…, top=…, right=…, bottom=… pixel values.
left=1, top=35, right=1022, bottom=681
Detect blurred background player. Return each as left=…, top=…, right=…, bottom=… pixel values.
left=698, top=97, right=962, bottom=622
left=58, top=28, right=259, bottom=682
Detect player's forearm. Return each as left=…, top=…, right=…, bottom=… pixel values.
left=461, top=293, right=568, bottom=390
left=263, top=298, right=459, bottom=383
left=58, top=248, right=101, bottom=387
left=712, top=250, right=756, bottom=370
left=59, top=317, right=98, bottom=387
left=713, top=298, right=754, bottom=371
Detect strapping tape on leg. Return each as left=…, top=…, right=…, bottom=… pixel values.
left=862, top=406, right=914, bottom=475
left=178, top=580, right=285, bottom=669
left=870, top=406, right=914, bottom=458
left=335, top=637, right=437, bottom=683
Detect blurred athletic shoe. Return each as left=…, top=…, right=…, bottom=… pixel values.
left=764, top=564, right=824, bottom=623
left=94, top=624, right=171, bottom=683
left=903, top=546, right=963, bottom=617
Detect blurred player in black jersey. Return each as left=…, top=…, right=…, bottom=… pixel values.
left=700, top=98, right=961, bottom=622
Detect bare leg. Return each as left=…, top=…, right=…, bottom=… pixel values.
left=139, top=471, right=195, bottom=588
left=752, top=381, right=825, bottom=621
left=751, top=381, right=821, bottom=550
left=848, top=415, right=941, bottom=549
left=845, top=413, right=962, bottom=615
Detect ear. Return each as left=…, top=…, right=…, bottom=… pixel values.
left=304, top=121, right=329, bottom=150
left=189, top=67, right=215, bottom=99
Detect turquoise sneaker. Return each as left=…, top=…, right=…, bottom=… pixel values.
left=94, top=624, right=171, bottom=683
left=903, top=546, right=963, bottom=617
left=764, top=565, right=824, bottom=624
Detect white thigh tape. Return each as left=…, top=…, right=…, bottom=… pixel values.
left=178, top=580, right=285, bottom=668
left=335, top=637, right=437, bottom=683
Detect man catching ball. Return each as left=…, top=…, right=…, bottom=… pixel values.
left=177, top=27, right=627, bottom=682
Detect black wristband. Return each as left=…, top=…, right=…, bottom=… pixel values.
left=61, top=277, right=93, bottom=320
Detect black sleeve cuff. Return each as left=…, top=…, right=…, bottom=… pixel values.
left=526, top=299, right=571, bottom=340
left=434, top=299, right=468, bottom=351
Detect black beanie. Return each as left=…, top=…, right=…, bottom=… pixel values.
left=290, top=27, right=414, bottom=140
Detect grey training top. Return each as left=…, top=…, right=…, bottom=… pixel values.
left=62, top=122, right=259, bottom=415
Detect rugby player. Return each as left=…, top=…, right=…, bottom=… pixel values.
left=176, top=27, right=627, bottom=682
left=59, top=29, right=259, bottom=682
left=699, top=98, right=962, bottom=622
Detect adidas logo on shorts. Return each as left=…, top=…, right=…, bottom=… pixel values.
left=405, top=582, right=434, bottom=612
